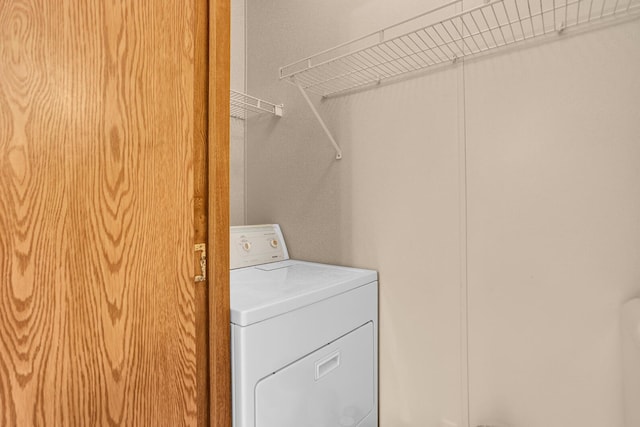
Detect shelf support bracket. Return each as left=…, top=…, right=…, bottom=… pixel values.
left=294, top=80, right=343, bottom=160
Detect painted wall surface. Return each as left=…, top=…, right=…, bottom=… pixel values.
left=230, top=0, right=245, bottom=225
left=244, top=0, right=640, bottom=425
left=246, top=1, right=466, bottom=426
left=465, top=23, right=640, bottom=427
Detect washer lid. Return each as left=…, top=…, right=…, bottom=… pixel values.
left=230, top=260, right=377, bottom=326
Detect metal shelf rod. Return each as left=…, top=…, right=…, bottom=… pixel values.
left=279, top=0, right=638, bottom=160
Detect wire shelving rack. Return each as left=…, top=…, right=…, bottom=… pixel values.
left=230, top=90, right=283, bottom=120
left=280, top=0, right=640, bottom=97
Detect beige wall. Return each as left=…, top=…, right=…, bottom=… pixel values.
left=245, top=1, right=466, bottom=425
left=465, top=24, right=640, bottom=427
left=230, top=0, right=246, bottom=226
left=244, top=0, right=640, bottom=425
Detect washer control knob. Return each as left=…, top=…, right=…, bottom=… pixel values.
left=242, top=241, right=251, bottom=252
left=270, top=239, right=279, bottom=248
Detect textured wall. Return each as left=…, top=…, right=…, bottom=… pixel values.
left=244, top=0, right=640, bottom=425
left=465, top=24, right=640, bottom=427
left=245, top=1, right=465, bottom=425
left=230, top=0, right=246, bottom=225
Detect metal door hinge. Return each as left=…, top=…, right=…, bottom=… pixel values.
left=195, top=243, right=206, bottom=282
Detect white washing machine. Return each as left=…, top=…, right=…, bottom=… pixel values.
left=230, top=224, right=378, bottom=427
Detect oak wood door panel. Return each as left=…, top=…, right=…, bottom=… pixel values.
left=194, top=0, right=210, bottom=425
left=207, top=0, right=231, bottom=425
left=0, top=1, right=200, bottom=425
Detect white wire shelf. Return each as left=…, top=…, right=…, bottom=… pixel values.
left=280, top=0, right=640, bottom=97
left=230, top=90, right=283, bottom=120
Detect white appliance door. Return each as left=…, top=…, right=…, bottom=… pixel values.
left=255, top=322, right=375, bottom=427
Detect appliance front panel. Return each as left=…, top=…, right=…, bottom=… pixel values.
left=255, top=322, right=375, bottom=427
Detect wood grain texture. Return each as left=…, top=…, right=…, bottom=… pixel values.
left=0, top=0, right=199, bottom=425
left=193, top=0, right=210, bottom=426
left=208, top=0, right=231, bottom=425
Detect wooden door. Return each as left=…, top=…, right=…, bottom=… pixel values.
left=0, top=0, right=230, bottom=426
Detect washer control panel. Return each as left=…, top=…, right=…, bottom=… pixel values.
left=230, top=224, right=289, bottom=269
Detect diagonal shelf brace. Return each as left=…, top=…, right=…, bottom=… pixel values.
left=295, top=80, right=343, bottom=160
